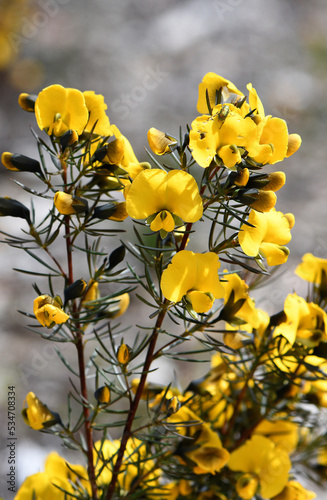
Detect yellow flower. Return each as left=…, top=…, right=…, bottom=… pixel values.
left=147, top=127, right=177, bottom=155
left=33, top=294, right=69, bottom=328
left=94, top=385, right=111, bottom=404
left=286, top=134, right=302, bottom=158
left=295, top=253, right=327, bottom=285
left=117, top=343, right=132, bottom=365
left=186, top=423, right=230, bottom=475
left=221, top=272, right=260, bottom=328
left=197, top=72, right=244, bottom=114
left=274, top=293, right=327, bottom=347
left=228, top=435, right=291, bottom=499
left=239, top=208, right=293, bottom=266
left=253, top=418, right=299, bottom=454
left=190, top=104, right=258, bottom=170
left=125, top=169, right=203, bottom=234
left=18, top=92, right=36, bottom=112
left=83, top=90, right=112, bottom=136
left=271, top=480, right=316, bottom=500
left=82, top=281, right=100, bottom=308
left=35, top=84, right=89, bottom=136
left=1, top=152, right=41, bottom=174
left=22, top=392, right=59, bottom=430
left=161, top=251, right=224, bottom=313
left=236, top=474, right=259, bottom=499
left=111, top=124, right=150, bottom=179
left=15, top=451, right=90, bottom=499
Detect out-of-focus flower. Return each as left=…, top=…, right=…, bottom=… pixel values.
left=239, top=208, right=294, bottom=266
left=228, top=435, right=291, bottom=499
left=15, top=451, right=90, bottom=499
left=161, top=251, right=224, bottom=313
left=286, top=134, right=302, bottom=158
left=125, top=169, right=203, bottom=234
left=0, top=197, right=31, bottom=224
left=22, top=392, right=60, bottom=430
left=236, top=474, right=259, bottom=500
left=82, top=281, right=100, bottom=308
left=18, top=92, right=37, bottom=112
left=273, top=293, right=327, bottom=347
left=147, top=127, right=177, bottom=155
left=253, top=418, right=299, bottom=454
left=105, top=293, right=130, bottom=318
left=35, top=84, right=89, bottom=137
left=220, top=272, right=260, bottom=327
left=295, top=253, right=327, bottom=285
left=271, top=480, right=316, bottom=500
left=33, top=294, right=69, bottom=328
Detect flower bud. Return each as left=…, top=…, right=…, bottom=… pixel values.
left=94, top=385, right=110, bottom=405
left=82, top=282, right=100, bottom=308
left=284, top=212, right=295, bottom=229
left=234, top=168, right=249, bottom=187
left=165, top=396, right=181, bottom=415
left=105, top=293, right=130, bottom=318
left=103, top=137, right=125, bottom=165
left=107, top=245, right=126, bottom=272
left=54, top=192, right=88, bottom=215
left=1, top=152, right=42, bottom=174
left=286, top=133, right=302, bottom=157
left=0, top=197, right=31, bottom=224
left=64, top=279, right=87, bottom=307
left=236, top=474, right=259, bottom=499
left=117, top=343, right=132, bottom=365
left=260, top=171, right=286, bottom=192
left=108, top=201, right=128, bottom=222
left=22, top=392, right=61, bottom=430
left=147, top=127, right=178, bottom=155
left=18, top=93, right=37, bottom=112
left=249, top=190, right=277, bottom=212
left=92, top=203, right=117, bottom=220
left=60, top=129, right=79, bottom=150
left=33, top=294, right=69, bottom=328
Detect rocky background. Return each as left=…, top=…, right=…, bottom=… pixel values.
left=1, top=0, right=327, bottom=495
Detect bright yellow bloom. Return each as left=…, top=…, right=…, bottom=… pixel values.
left=272, top=480, right=316, bottom=500
left=253, top=418, right=299, bottom=454
left=236, top=474, right=259, bottom=499
left=286, top=134, right=302, bottom=158
left=35, top=84, right=89, bottom=136
left=83, top=90, right=112, bottom=136
left=295, top=253, right=327, bottom=285
left=221, top=272, right=260, bottom=328
left=15, top=452, right=90, bottom=499
left=228, top=435, right=291, bottom=498
left=111, top=124, right=150, bottom=179
left=239, top=208, right=293, bottom=266
left=33, top=294, right=69, bottom=328
left=147, top=127, right=177, bottom=155
left=186, top=423, right=230, bottom=475
left=125, top=169, right=203, bottom=233
left=197, top=72, right=244, bottom=114
left=54, top=192, right=76, bottom=215
left=161, top=251, right=224, bottom=313
left=190, top=103, right=258, bottom=169
left=274, top=293, right=327, bottom=347
left=22, top=392, right=59, bottom=430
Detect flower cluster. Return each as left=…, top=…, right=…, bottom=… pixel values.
left=2, top=72, right=325, bottom=500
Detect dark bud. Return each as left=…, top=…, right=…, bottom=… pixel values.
left=64, top=279, right=87, bottom=307
left=0, top=197, right=31, bottom=224
left=2, top=152, right=42, bottom=174
left=18, top=93, right=37, bottom=112
left=92, top=203, right=117, bottom=220
left=60, top=130, right=78, bottom=151
left=106, top=244, right=126, bottom=272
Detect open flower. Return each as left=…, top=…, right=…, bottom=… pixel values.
left=147, top=127, right=177, bottom=155
left=125, top=169, right=203, bottom=234
left=220, top=272, right=260, bottom=328
left=83, top=90, right=112, bottom=136
left=15, top=452, right=90, bottom=499
left=33, top=294, right=69, bottom=328
left=35, top=84, right=89, bottom=136
left=22, top=392, right=60, bottom=430
left=239, top=208, right=294, bottom=266
left=295, top=253, right=327, bottom=285
left=228, top=435, right=291, bottom=499
left=161, top=251, right=224, bottom=313
left=196, top=72, right=244, bottom=114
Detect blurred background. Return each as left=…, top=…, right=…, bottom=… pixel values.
left=1, top=0, right=327, bottom=495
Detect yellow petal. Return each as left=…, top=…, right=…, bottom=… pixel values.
left=249, top=190, right=277, bottom=212
left=186, top=290, right=214, bottom=313
left=197, top=72, right=244, bottom=114
left=260, top=242, right=290, bottom=266
left=147, top=127, right=177, bottom=155
left=54, top=191, right=76, bottom=215
left=83, top=90, right=112, bottom=136
left=286, top=134, right=302, bottom=157
left=295, top=253, right=327, bottom=284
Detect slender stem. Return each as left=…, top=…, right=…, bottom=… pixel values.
left=61, top=155, right=98, bottom=499
left=105, top=300, right=169, bottom=500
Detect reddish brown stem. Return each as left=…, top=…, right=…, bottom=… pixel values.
left=105, top=301, right=168, bottom=499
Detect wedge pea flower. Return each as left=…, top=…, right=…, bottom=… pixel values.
left=125, top=169, right=203, bottom=235
left=228, top=435, right=291, bottom=499
left=147, top=127, right=178, bottom=155
left=239, top=208, right=294, bottom=266
left=220, top=272, right=260, bottom=328
left=273, top=293, right=327, bottom=347
left=196, top=72, right=244, bottom=114
left=15, top=452, right=90, bottom=499
left=295, top=253, right=327, bottom=285
left=83, top=90, right=112, bottom=137
left=54, top=191, right=88, bottom=215
left=160, top=251, right=225, bottom=313
left=35, top=84, right=89, bottom=137
left=271, top=481, right=316, bottom=500
left=22, top=392, right=60, bottom=430
left=2, top=152, right=42, bottom=174
left=34, top=294, right=69, bottom=328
